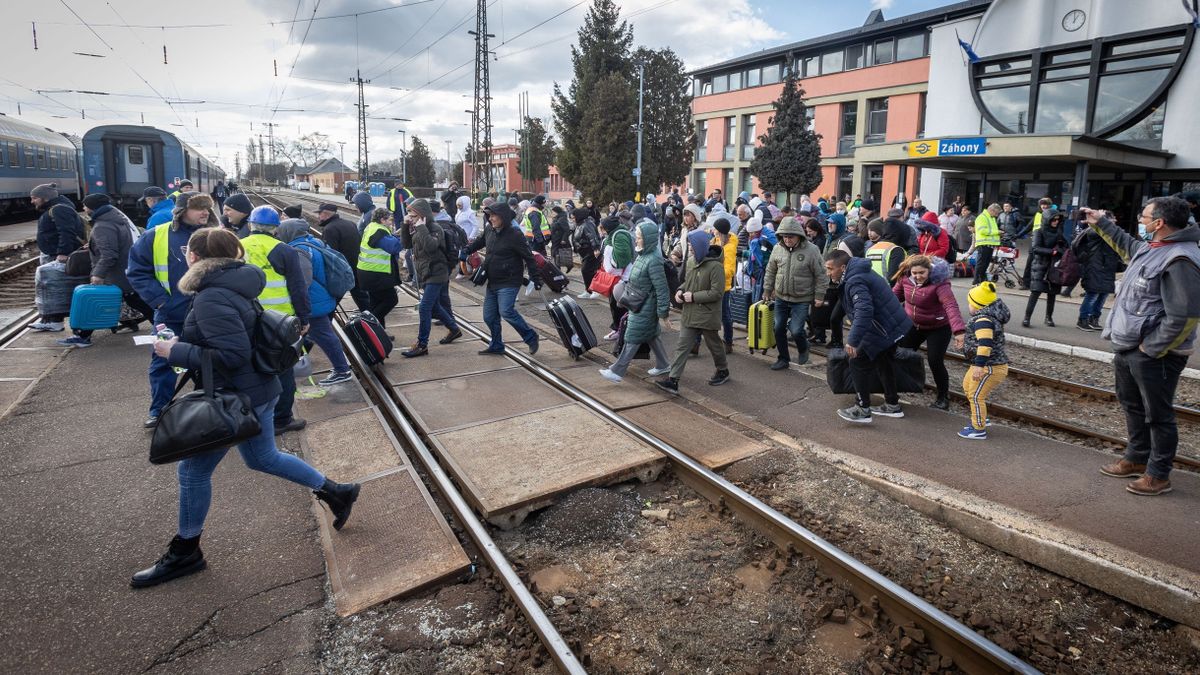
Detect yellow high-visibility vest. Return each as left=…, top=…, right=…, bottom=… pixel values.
left=1032, top=211, right=1043, bottom=233
left=521, top=206, right=551, bottom=240
left=387, top=187, right=413, bottom=212
left=152, top=225, right=171, bottom=292
left=867, top=241, right=900, bottom=280
left=975, top=212, right=1001, bottom=246
left=357, top=222, right=393, bottom=274
left=242, top=233, right=296, bottom=316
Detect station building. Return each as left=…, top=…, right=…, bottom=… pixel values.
left=689, top=0, right=1200, bottom=225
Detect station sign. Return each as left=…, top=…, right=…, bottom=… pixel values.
left=907, top=137, right=988, bottom=158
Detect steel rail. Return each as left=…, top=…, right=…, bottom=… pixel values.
left=328, top=313, right=585, bottom=673
left=399, top=285, right=1036, bottom=675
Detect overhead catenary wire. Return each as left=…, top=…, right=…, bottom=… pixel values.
left=37, top=0, right=438, bottom=30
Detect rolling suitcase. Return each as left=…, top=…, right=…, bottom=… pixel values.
left=69, top=284, right=123, bottom=330
left=611, top=312, right=650, bottom=359
left=533, top=252, right=568, bottom=293
left=728, top=287, right=753, bottom=326
left=343, top=310, right=392, bottom=366
left=547, top=296, right=597, bottom=360
left=824, top=347, right=925, bottom=395
left=747, top=300, right=775, bottom=354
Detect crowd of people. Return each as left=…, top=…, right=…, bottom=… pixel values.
left=23, top=179, right=1200, bottom=585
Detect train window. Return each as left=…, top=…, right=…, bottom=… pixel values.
left=7, top=142, right=16, bottom=167
left=50, top=150, right=58, bottom=170
left=127, top=146, right=144, bottom=165
left=38, top=146, right=47, bottom=169
left=24, top=145, right=34, bottom=169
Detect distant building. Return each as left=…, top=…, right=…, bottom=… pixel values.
left=308, top=157, right=355, bottom=192
left=462, top=143, right=577, bottom=200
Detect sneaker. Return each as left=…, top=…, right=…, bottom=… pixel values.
left=931, top=396, right=950, bottom=411
left=56, top=336, right=93, bottom=348
left=810, top=335, right=827, bottom=345
left=646, top=366, right=670, bottom=377
left=589, top=292, right=603, bottom=300
left=794, top=350, right=809, bottom=366
left=143, top=415, right=159, bottom=429
left=598, top=368, right=623, bottom=383
left=770, top=359, right=790, bottom=371
left=1021, top=318, right=1031, bottom=328
left=708, top=369, right=730, bottom=386
left=837, top=405, right=872, bottom=424
left=577, top=290, right=592, bottom=299
left=1126, top=475, right=1172, bottom=496
left=603, top=330, right=619, bottom=341
left=1076, top=319, right=1094, bottom=332
left=654, top=377, right=679, bottom=394
left=1088, top=317, right=1102, bottom=330
left=317, top=370, right=354, bottom=386
left=455, top=273, right=464, bottom=280
left=274, top=418, right=307, bottom=435
left=438, top=328, right=463, bottom=345
left=870, top=403, right=904, bottom=418
left=1044, top=316, right=1056, bottom=328
left=28, top=321, right=64, bottom=332
left=957, top=426, right=987, bottom=440
left=1099, top=459, right=1147, bottom=478
left=401, top=343, right=428, bottom=358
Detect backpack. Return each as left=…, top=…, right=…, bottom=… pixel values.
left=442, top=221, right=467, bottom=269
left=295, top=239, right=354, bottom=299
left=1047, top=247, right=1081, bottom=287
left=251, top=301, right=304, bottom=375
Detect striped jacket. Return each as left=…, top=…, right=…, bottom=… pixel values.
left=964, top=298, right=1010, bottom=366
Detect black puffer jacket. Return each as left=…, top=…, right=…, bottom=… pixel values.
left=36, top=195, right=83, bottom=258
left=464, top=215, right=539, bottom=289
left=1072, top=226, right=1124, bottom=295
left=168, top=258, right=281, bottom=407
left=1029, top=223, right=1068, bottom=293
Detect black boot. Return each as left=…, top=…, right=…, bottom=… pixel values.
left=131, top=535, right=205, bottom=588
left=314, top=478, right=361, bottom=531
left=1089, top=316, right=1102, bottom=330
left=1044, top=315, right=1055, bottom=328
left=931, top=396, right=950, bottom=411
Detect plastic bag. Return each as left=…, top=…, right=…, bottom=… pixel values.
left=35, top=261, right=86, bottom=317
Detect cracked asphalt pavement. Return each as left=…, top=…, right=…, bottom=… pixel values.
left=0, top=333, right=326, bottom=674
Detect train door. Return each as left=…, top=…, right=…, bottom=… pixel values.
left=117, top=143, right=152, bottom=195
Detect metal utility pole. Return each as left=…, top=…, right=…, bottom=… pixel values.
left=398, top=130, right=407, bottom=184
left=258, top=134, right=265, bottom=185
left=517, top=91, right=527, bottom=194
left=338, top=141, right=346, bottom=166
left=635, top=61, right=645, bottom=200
left=445, top=140, right=451, bottom=184
left=351, top=69, right=370, bottom=181
left=469, top=0, right=494, bottom=193
left=263, top=122, right=280, bottom=184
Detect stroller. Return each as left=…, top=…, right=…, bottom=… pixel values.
left=988, top=236, right=1021, bottom=288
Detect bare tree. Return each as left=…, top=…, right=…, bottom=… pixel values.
left=272, top=132, right=334, bottom=169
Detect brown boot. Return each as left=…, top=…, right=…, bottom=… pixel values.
left=1126, top=475, right=1172, bottom=496
left=1099, top=459, right=1146, bottom=478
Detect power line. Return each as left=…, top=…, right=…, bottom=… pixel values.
left=271, top=0, right=323, bottom=120
left=367, top=0, right=497, bottom=82
left=362, top=0, right=450, bottom=77
left=38, top=0, right=439, bottom=30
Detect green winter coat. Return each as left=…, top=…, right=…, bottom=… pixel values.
left=680, top=244, right=726, bottom=331
left=763, top=221, right=827, bottom=303
left=623, top=221, right=670, bottom=345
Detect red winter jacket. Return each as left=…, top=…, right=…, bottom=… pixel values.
left=918, top=228, right=950, bottom=259
left=892, top=261, right=965, bottom=334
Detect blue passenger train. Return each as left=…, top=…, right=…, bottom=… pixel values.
left=81, top=125, right=224, bottom=209
left=0, top=114, right=82, bottom=217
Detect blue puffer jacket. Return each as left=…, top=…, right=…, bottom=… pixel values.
left=168, top=258, right=281, bottom=407
left=842, top=256, right=913, bottom=359
left=287, top=234, right=338, bottom=317
left=145, top=198, right=175, bottom=230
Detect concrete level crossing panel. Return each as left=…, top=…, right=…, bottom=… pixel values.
left=380, top=339, right=517, bottom=386
left=622, top=401, right=769, bottom=469
left=427, top=402, right=664, bottom=526
left=394, top=367, right=572, bottom=434
left=556, top=364, right=667, bottom=410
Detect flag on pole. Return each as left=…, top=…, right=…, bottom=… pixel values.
left=958, top=36, right=981, bottom=64
left=1184, top=0, right=1200, bottom=28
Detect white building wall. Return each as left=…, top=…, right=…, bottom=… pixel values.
left=1161, top=44, right=1200, bottom=169
left=921, top=15, right=987, bottom=209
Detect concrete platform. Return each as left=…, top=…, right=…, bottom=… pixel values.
left=0, top=347, right=63, bottom=379
left=557, top=363, right=668, bottom=410
left=0, top=220, right=39, bottom=249
left=428, top=403, right=663, bottom=527
left=622, top=401, right=769, bottom=469
left=394, top=367, right=571, bottom=434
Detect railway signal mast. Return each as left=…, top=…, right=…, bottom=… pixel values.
left=469, top=0, right=493, bottom=193
left=352, top=70, right=370, bottom=182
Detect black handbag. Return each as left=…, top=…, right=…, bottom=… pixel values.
left=65, top=247, right=92, bottom=277
left=150, top=351, right=262, bottom=464
left=614, top=279, right=648, bottom=313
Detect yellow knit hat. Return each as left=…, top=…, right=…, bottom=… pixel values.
left=968, top=281, right=997, bottom=309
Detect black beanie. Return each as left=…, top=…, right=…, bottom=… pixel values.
left=82, top=193, right=111, bottom=210
left=283, top=204, right=303, bottom=218
left=224, top=193, right=253, bottom=215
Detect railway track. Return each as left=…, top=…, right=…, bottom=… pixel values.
left=0, top=254, right=40, bottom=344
left=248, top=187, right=1035, bottom=673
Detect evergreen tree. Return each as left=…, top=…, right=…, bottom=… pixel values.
left=518, top=116, right=557, bottom=190
left=578, top=73, right=637, bottom=203
left=406, top=135, right=436, bottom=187
left=748, top=68, right=823, bottom=204
left=551, top=0, right=634, bottom=186
left=634, top=47, right=694, bottom=197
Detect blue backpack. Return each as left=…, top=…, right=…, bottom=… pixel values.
left=295, top=238, right=355, bottom=299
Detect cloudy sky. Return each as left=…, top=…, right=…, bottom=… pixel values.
left=0, top=0, right=944, bottom=173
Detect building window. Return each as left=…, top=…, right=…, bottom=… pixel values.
left=742, top=170, right=754, bottom=195
left=729, top=71, right=743, bottom=90
left=696, top=120, right=708, bottom=161
left=864, top=165, right=884, bottom=204
left=845, top=44, right=865, bottom=70
left=821, top=49, right=843, bottom=74
left=693, top=78, right=705, bottom=97
left=972, top=27, right=1186, bottom=137
left=802, top=55, right=819, bottom=78
left=724, top=168, right=735, bottom=200
left=695, top=169, right=707, bottom=197
left=804, top=106, right=815, bottom=132
left=724, top=116, right=737, bottom=161
left=837, top=167, right=854, bottom=202
left=917, top=92, right=927, bottom=138
left=896, top=33, right=926, bottom=61
left=746, top=67, right=761, bottom=88
left=712, top=73, right=729, bottom=94
left=874, top=38, right=894, bottom=65
left=865, top=97, right=888, bottom=144
left=838, top=101, right=857, bottom=156
left=762, top=63, right=781, bottom=85
left=742, top=114, right=756, bottom=160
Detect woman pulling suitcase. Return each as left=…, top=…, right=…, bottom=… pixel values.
left=599, top=221, right=673, bottom=382
left=132, top=228, right=360, bottom=588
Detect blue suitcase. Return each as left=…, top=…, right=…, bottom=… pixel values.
left=69, top=284, right=123, bottom=330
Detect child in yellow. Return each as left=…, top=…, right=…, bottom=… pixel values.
left=960, top=282, right=1010, bottom=439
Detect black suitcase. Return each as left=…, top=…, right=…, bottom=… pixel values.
left=728, top=287, right=753, bottom=326
left=547, top=296, right=597, bottom=360
left=534, top=253, right=568, bottom=293
left=824, top=346, right=925, bottom=394
left=343, top=311, right=393, bottom=366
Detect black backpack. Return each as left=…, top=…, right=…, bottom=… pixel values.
left=441, top=222, right=466, bottom=269
left=251, top=301, right=304, bottom=375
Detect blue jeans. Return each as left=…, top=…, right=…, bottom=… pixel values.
left=773, top=299, right=810, bottom=363
left=308, top=313, right=350, bottom=374
left=417, top=281, right=459, bottom=345
left=483, top=285, right=536, bottom=350
left=148, top=320, right=183, bottom=417
left=176, top=397, right=325, bottom=538
left=1079, top=292, right=1108, bottom=322
left=275, top=366, right=296, bottom=424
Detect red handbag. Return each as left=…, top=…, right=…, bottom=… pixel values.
left=589, top=269, right=620, bottom=297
